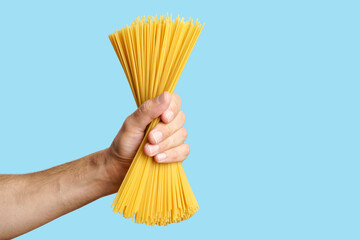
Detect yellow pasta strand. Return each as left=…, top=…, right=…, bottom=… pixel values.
left=109, top=14, right=204, bottom=226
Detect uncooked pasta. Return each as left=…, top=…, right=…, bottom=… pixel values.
left=109, top=14, right=204, bottom=226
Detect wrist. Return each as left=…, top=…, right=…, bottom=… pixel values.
left=98, top=148, right=131, bottom=195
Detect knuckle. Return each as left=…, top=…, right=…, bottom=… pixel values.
left=169, top=101, right=177, bottom=113
left=182, top=128, right=188, bottom=139
left=122, top=116, right=132, bottom=131
left=138, top=104, right=145, bottom=114
left=173, top=93, right=182, bottom=106
left=139, top=100, right=150, bottom=113
left=184, top=144, right=190, bottom=156
left=133, top=109, right=141, bottom=120
left=179, top=110, right=186, bottom=124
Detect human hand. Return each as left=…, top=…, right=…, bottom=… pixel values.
left=103, top=92, right=190, bottom=193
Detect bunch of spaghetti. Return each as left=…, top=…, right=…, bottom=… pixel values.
left=108, top=14, right=204, bottom=225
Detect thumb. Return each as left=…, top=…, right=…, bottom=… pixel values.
left=125, top=92, right=171, bottom=133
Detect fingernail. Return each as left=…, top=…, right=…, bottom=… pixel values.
left=164, top=110, right=174, bottom=122
left=157, top=93, right=165, bottom=104
left=151, top=131, right=162, bottom=144
left=156, top=153, right=167, bottom=162
left=147, top=144, right=159, bottom=155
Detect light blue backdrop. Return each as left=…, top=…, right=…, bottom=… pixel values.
left=0, top=0, right=359, bottom=239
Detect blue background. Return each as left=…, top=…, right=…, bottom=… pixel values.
left=0, top=0, right=359, bottom=239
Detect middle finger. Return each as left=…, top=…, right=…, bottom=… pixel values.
left=148, top=110, right=186, bottom=144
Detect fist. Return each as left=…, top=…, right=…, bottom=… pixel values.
left=109, top=92, right=190, bottom=167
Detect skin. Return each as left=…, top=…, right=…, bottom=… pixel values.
left=0, top=92, right=190, bottom=239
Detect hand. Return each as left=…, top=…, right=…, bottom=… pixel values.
left=103, top=92, right=190, bottom=193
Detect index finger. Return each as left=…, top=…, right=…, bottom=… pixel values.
left=160, top=92, right=182, bottom=123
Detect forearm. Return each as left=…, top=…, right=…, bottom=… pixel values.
left=0, top=149, right=125, bottom=239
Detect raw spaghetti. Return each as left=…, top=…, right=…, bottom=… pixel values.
left=109, top=14, right=204, bottom=226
